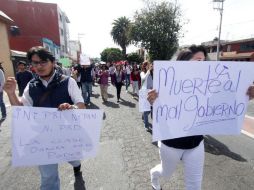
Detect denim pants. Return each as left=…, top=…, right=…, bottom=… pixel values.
left=81, top=82, right=92, bottom=104
left=39, top=160, right=81, bottom=190
left=125, top=74, right=130, bottom=90
left=0, top=92, right=6, bottom=118
left=143, top=111, right=150, bottom=129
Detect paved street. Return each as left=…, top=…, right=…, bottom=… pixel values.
left=0, top=84, right=254, bottom=190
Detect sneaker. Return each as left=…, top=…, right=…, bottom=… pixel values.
left=151, top=169, right=161, bottom=190
left=1, top=116, right=6, bottom=120
left=152, top=186, right=162, bottom=190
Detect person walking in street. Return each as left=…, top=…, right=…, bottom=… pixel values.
left=148, top=45, right=232, bottom=190
left=98, top=63, right=109, bottom=102
left=140, top=61, right=153, bottom=131
left=16, top=61, right=33, bottom=96
left=4, top=46, right=85, bottom=190
left=0, top=68, right=6, bottom=120
left=80, top=64, right=93, bottom=106
left=124, top=61, right=131, bottom=92
left=130, top=63, right=141, bottom=98
left=112, top=63, right=125, bottom=103
left=109, top=63, right=115, bottom=85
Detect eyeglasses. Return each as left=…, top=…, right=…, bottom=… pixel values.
left=31, top=60, right=49, bottom=67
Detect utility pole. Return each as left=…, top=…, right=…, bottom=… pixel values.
left=213, top=0, right=225, bottom=61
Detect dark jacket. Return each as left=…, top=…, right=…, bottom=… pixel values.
left=112, top=71, right=125, bottom=86
left=29, top=72, right=73, bottom=107
left=80, top=66, right=93, bottom=83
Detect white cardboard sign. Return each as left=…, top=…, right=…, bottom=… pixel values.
left=153, top=61, right=254, bottom=141
left=12, top=106, right=103, bottom=167
left=80, top=54, right=91, bottom=65
left=139, top=89, right=151, bottom=112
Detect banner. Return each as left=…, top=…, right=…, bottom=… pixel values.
left=80, top=54, right=91, bottom=65
left=153, top=61, right=254, bottom=141
left=12, top=106, right=103, bottom=166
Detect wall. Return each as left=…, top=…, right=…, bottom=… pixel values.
left=0, top=22, right=14, bottom=77
left=0, top=1, right=60, bottom=52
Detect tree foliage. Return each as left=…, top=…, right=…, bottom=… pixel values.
left=111, top=16, right=132, bottom=58
left=131, top=1, right=182, bottom=61
left=100, top=48, right=123, bottom=63
left=127, top=52, right=144, bottom=64
left=90, top=57, right=101, bottom=64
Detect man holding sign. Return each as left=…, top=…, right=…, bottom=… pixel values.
left=4, top=46, right=85, bottom=190
left=148, top=45, right=254, bottom=190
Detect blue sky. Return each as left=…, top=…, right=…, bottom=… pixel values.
left=34, top=0, right=254, bottom=57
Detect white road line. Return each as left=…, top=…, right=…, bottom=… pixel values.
left=245, top=115, right=254, bottom=120
left=241, top=130, right=254, bottom=139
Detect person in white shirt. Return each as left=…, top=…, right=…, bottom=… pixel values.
left=4, top=46, right=85, bottom=190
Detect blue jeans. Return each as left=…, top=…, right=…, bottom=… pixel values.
left=39, top=160, right=80, bottom=190
left=143, top=111, right=150, bottom=129
left=125, top=74, right=130, bottom=90
left=0, top=92, right=6, bottom=118
left=81, top=82, right=92, bottom=104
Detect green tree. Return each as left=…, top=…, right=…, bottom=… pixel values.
left=111, top=16, right=132, bottom=58
left=90, top=57, right=101, bottom=64
left=131, top=1, right=182, bottom=61
left=100, top=48, right=123, bottom=63
left=127, top=52, right=144, bottom=64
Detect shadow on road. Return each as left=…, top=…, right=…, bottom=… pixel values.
left=0, top=118, right=6, bottom=132
left=119, top=98, right=136, bottom=108
left=74, top=173, right=86, bottom=190
left=103, top=101, right=119, bottom=108
left=204, top=136, right=247, bottom=162
left=108, top=93, right=114, bottom=98
left=87, top=102, right=100, bottom=109
left=91, top=93, right=100, bottom=99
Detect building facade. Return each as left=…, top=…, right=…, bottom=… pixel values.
left=202, top=38, right=254, bottom=61
left=0, top=0, right=70, bottom=60
left=0, top=10, right=15, bottom=77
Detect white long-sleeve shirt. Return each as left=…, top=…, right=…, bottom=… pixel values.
left=140, top=70, right=150, bottom=89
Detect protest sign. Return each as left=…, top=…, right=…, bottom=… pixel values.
left=139, top=89, right=151, bottom=112
left=153, top=61, right=254, bottom=141
left=12, top=106, right=103, bottom=167
left=80, top=54, right=91, bottom=65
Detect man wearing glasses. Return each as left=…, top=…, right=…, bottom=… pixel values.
left=4, top=46, right=85, bottom=190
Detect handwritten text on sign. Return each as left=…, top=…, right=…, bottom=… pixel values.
left=152, top=61, right=254, bottom=141
left=12, top=106, right=103, bottom=167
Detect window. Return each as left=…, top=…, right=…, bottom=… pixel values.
left=59, top=14, right=62, bottom=22
left=60, top=29, right=64, bottom=36
left=240, top=43, right=254, bottom=51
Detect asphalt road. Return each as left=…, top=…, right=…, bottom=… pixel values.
left=0, top=85, right=254, bottom=190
